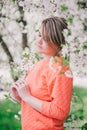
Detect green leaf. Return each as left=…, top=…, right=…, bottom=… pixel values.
left=12, top=0, right=17, bottom=2
left=23, top=53, right=29, bottom=59
left=35, top=53, right=42, bottom=61
left=84, top=24, right=87, bottom=32
left=67, top=29, right=71, bottom=36
left=62, top=57, right=69, bottom=66
left=67, top=16, right=73, bottom=24
left=81, top=122, right=87, bottom=129
left=82, top=45, right=87, bottom=49
left=59, top=71, right=65, bottom=74
left=61, top=5, right=68, bottom=12
left=74, top=50, right=80, bottom=53
left=54, top=56, right=59, bottom=63
left=66, top=41, right=70, bottom=45
left=35, top=29, right=39, bottom=32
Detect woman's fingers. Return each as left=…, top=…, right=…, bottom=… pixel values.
left=15, top=79, right=26, bottom=88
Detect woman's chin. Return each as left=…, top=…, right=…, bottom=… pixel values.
left=37, top=48, right=43, bottom=54
left=37, top=49, right=43, bottom=54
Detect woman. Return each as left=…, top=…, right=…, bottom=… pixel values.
left=12, top=16, right=73, bottom=130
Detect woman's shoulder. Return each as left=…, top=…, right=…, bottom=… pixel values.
left=37, top=56, right=71, bottom=71
left=48, top=56, right=73, bottom=78
left=48, top=56, right=68, bottom=70
left=34, top=57, right=73, bottom=78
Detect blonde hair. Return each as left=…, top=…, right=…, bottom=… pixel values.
left=42, top=16, right=67, bottom=49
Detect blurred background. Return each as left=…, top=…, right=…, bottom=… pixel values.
left=0, top=0, right=87, bottom=130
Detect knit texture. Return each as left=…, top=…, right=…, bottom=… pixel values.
left=21, top=57, right=73, bottom=130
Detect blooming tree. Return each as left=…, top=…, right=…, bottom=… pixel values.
left=0, top=0, right=87, bottom=88
left=0, top=1, right=87, bottom=129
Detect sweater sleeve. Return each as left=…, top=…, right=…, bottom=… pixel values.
left=11, top=87, right=21, bottom=102
left=41, top=69, right=73, bottom=120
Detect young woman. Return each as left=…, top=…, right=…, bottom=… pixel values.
left=12, top=16, right=73, bottom=130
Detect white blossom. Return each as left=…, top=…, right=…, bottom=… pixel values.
left=0, top=0, right=87, bottom=90
left=14, top=114, right=20, bottom=120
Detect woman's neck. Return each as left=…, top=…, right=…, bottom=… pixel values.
left=42, top=54, right=61, bottom=60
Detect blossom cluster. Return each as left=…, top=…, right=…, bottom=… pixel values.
left=0, top=0, right=87, bottom=82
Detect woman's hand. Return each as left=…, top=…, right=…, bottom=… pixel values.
left=11, top=87, right=21, bottom=102
left=14, top=78, right=31, bottom=101
left=13, top=79, right=42, bottom=113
